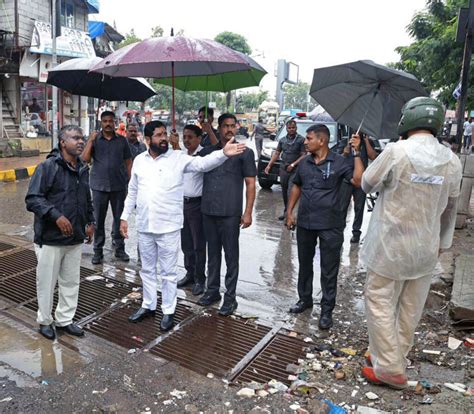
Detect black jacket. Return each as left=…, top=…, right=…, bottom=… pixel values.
left=25, top=148, right=94, bottom=246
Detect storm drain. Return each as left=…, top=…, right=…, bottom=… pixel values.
left=25, top=277, right=135, bottom=321
left=0, top=249, right=37, bottom=279
left=235, top=333, right=307, bottom=385
left=148, top=313, right=271, bottom=377
left=0, top=269, right=37, bottom=306
left=83, top=301, right=192, bottom=349
left=0, top=242, right=16, bottom=252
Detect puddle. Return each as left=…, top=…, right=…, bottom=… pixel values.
left=0, top=319, right=85, bottom=382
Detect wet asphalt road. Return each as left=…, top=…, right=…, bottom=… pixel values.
left=0, top=138, right=370, bottom=328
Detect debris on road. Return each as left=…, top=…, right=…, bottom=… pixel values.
left=237, top=388, right=256, bottom=398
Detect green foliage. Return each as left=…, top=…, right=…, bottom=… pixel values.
left=394, top=0, right=474, bottom=107
left=117, top=29, right=141, bottom=49
left=236, top=90, right=269, bottom=112
left=214, top=32, right=252, bottom=55
left=151, top=26, right=164, bottom=38
left=282, top=82, right=315, bottom=110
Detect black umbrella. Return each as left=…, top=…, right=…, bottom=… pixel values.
left=46, top=57, right=156, bottom=102
left=309, top=60, right=428, bottom=139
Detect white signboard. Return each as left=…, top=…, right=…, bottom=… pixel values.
left=30, top=21, right=95, bottom=59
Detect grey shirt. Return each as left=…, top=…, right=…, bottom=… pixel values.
left=89, top=132, right=132, bottom=192
left=127, top=140, right=147, bottom=160
left=200, top=142, right=257, bottom=217
left=276, top=133, right=306, bottom=166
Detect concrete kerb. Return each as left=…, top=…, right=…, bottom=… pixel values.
left=0, top=165, right=38, bottom=182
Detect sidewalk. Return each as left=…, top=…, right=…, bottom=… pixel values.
left=0, top=154, right=46, bottom=182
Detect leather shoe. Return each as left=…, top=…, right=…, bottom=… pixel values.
left=128, top=307, right=155, bottom=323
left=160, top=314, right=174, bottom=331
left=91, top=252, right=103, bottom=265
left=177, top=274, right=194, bottom=288
left=39, top=324, right=55, bottom=340
left=318, top=313, right=333, bottom=330
left=56, top=323, right=84, bottom=337
left=197, top=293, right=221, bottom=306
left=289, top=300, right=313, bottom=314
left=192, top=282, right=205, bottom=296
left=350, top=235, right=360, bottom=244
left=115, top=249, right=130, bottom=262
left=218, top=300, right=238, bottom=316
left=278, top=214, right=285, bottom=221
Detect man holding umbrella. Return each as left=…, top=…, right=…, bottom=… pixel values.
left=286, top=125, right=364, bottom=329
left=360, top=97, right=462, bottom=389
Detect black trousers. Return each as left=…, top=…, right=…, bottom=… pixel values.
left=181, top=199, right=206, bottom=284
left=341, top=181, right=366, bottom=237
left=203, top=214, right=240, bottom=304
left=296, top=226, right=344, bottom=314
left=92, top=190, right=126, bottom=253
left=280, top=167, right=296, bottom=213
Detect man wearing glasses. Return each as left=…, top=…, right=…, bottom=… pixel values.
left=285, top=124, right=364, bottom=330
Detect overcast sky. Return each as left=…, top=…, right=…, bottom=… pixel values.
left=92, top=0, right=428, bottom=96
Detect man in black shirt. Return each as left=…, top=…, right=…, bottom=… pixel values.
left=264, top=119, right=306, bottom=220
left=126, top=122, right=147, bottom=160
left=197, top=106, right=219, bottom=147
left=286, top=124, right=364, bottom=329
left=82, top=111, right=132, bottom=265
left=198, top=113, right=257, bottom=316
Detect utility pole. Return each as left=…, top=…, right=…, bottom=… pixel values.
left=51, top=0, right=58, bottom=147
left=455, top=0, right=474, bottom=152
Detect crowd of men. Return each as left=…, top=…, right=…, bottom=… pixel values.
left=25, top=96, right=462, bottom=390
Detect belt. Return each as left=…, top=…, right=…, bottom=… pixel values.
left=184, top=196, right=202, bottom=202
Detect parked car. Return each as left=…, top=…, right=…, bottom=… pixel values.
left=257, top=115, right=347, bottom=190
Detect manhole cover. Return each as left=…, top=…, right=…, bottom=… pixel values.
left=0, top=242, right=16, bottom=252
left=0, top=249, right=37, bottom=279
left=84, top=301, right=192, bottom=349
left=235, top=333, right=306, bottom=385
left=148, top=312, right=271, bottom=377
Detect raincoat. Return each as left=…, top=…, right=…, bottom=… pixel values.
left=360, top=133, right=462, bottom=280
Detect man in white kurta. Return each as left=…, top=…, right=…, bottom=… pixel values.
left=120, top=121, right=245, bottom=331
left=360, top=97, right=462, bottom=389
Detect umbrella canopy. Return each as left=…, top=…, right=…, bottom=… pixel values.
left=153, top=51, right=267, bottom=92
left=309, top=60, right=428, bottom=140
left=90, top=37, right=253, bottom=78
left=46, top=57, right=156, bottom=102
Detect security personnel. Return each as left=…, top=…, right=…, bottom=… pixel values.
left=286, top=124, right=364, bottom=329
left=360, top=97, right=462, bottom=389
left=264, top=119, right=306, bottom=220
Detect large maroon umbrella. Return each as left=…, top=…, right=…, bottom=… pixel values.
left=91, top=36, right=252, bottom=129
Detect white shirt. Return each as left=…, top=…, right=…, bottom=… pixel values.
left=463, top=121, right=472, bottom=136
left=121, top=148, right=227, bottom=234
left=182, top=145, right=204, bottom=197
left=360, top=133, right=462, bottom=280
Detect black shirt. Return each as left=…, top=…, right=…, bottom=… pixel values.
left=293, top=152, right=354, bottom=230
left=276, top=133, right=306, bottom=166
left=201, top=128, right=219, bottom=147
left=127, top=140, right=147, bottom=160
left=89, top=132, right=132, bottom=192
left=200, top=142, right=257, bottom=217
left=334, top=137, right=381, bottom=168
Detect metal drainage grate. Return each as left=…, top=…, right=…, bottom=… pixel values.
left=0, top=269, right=37, bottom=306
left=0, top=242, right=16, bottom=252
left=84, top=301, right=192, bottom=349
left=25, top=277, right=135, bottom=321
left=235, top=333, right=306, bottom=385
left=0, top=249, right=37, bottom=279
left=148, top=312, right=271, bottom=378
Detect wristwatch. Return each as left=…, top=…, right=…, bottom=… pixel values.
left=353, top=151, right=361, bottom=157
left=290, top=163, right=295, bottom=168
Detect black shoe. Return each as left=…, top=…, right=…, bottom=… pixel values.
left=197, top=293, right=222, bottom=306
left=350, top=235, right=360, bottom=244
left=115, top=249, right=130, bottom=262
left=177, top=274, right=194, bottom=288
left=289, top=300, right=313, bottom=314
left=39, top=324, right=55, bottom=340
left=192, top=282, right=205, bottom=296
left=218, top=300, right=238, bottom=316
left=56, top=323, right=84, bottom=337
left=318, top=313, right=333, bottom=330
left=92, top=252, right=103, bottom=265
left=278, top=214, right=285, bottom=221
left=128, top=307, right=155, bottom=323
left=160, top=314, right=174, bottom=331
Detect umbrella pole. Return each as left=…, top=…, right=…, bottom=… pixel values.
left=356, top=87, right=380, bottom=135
left=172, top=61, right=176, bottom=130
left=205, top=77, right=209, bottom=120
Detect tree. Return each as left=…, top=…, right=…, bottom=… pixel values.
left=151, top=26, right=164, bottom=38
left=214, top=32, right=252, bottom=110
left=236, top=90, right=269, bottom=112
left=394, top=0, right=473, bottom=107
left=117, top=29, right=141, bottom=49
left=282, top=82, right=315, bottom=110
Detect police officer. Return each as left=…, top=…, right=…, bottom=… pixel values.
left=286, top=124, right=364, bottom=330
left=264, top=119, right=306, bottom=220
